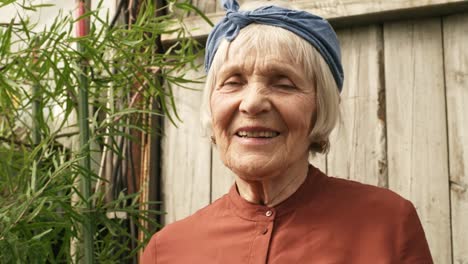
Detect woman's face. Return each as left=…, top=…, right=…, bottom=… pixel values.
left=210, top=47, right=317, bottom=179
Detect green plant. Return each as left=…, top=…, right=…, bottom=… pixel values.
left=0, top=0, right=210, bottom=262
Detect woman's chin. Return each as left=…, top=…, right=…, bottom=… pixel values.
left=226, top=156, right=281, bottom=180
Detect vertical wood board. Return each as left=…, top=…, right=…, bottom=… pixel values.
left=328, top=25, right=387, bottom=187
left=443, top=12, right=468, bottom=264
left=190, top=0, right=219, bottom=14
left=211, top=147, right=236, bottom=201
left=384, top=18, right=451, bottom=264
left=310, top=153, right=327, bottom=174
left=161, top=56, right=211, bottom=224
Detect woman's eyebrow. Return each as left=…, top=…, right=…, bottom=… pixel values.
left=217, top=61, right=300, bottom=80
left=217, top=64, right=242, bottom=79
left=259, top=62, right=301, bottom=78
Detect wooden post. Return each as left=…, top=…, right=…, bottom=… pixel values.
left=76, top=0, right=94, bottom=263
left=31, top=41, right=41, bottom=146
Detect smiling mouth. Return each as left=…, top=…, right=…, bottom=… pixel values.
left=236, top=131, right=280, bottom=138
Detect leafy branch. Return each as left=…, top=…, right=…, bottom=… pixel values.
left=0, top=0, right=208, bottom=262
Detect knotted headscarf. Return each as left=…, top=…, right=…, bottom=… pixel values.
left=205, top=0, right=344, bottom=92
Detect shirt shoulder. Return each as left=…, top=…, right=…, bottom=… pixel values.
left=159, top=192, right=230, bottom=236
left=140, top=193, right=231, bottom=263
left=321, top=174, right=409, bottom=212
left=314, top=174, right=432, bottom=263
left=305, top=172, right=413, bottom=234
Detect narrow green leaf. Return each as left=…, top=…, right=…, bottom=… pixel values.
left=31, top=228, right=53, bottom=241
left=0, top=0, right=15, bottom=8
left=174, top=3, right=214, bottom=27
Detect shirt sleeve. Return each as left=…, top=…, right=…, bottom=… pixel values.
left=140, top=234, right=158, bottom=264
left=397, top=200, right=434, bottom=264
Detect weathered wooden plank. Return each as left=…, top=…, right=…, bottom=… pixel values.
left=327, top=25, right=387, bottom=187
left=384, top=18, right=451, bottom=264
left=0, top=0, right=116, bottom=24
left=443, top=12, right=468, bottom=264
left=211, top=147, right=236, bottom=201
left=190, top=0, right=219, bottom=14
left=310, top=154, right=327, bottom=174
left=163, top=0, right=468, bottom=42
left=161, top=56, right=211, bottom=224
left=294, top=0, right=468, bottom=20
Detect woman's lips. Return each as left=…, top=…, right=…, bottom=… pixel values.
left=236, top=131, right=280, bottom=138
left=234, top=126, right=280, bottom=138
left=234, top=127, right=280, bottom=146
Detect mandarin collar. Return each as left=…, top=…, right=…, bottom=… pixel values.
left=227, top=164, right=324, bottom=221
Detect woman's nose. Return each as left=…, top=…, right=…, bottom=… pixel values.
left=239, top=83, right=271, bottom=115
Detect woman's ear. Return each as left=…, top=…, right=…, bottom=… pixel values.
left=309, top=140, right=329, bottom=154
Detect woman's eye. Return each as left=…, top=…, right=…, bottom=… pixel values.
left=274, top=84, right=296, bottom=89
left=220, top=76, right=244, bottom=89
left=223, top=81, right=242, bottom=86
left=272, top=76, right=296, bottom=90
left=273, top=81, right=296, bottom=90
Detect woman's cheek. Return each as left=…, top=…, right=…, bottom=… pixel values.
left=211, top=94, right=237, bottom=141
left=212, top=94, right=238, bottom=123
left=280, top=100, right=315, bottom=140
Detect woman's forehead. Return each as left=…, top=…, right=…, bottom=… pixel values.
left=219, top=54, right=300, bottom=77
left=221, top=42, right=301, bottom=75
left=209, top=24, right=317, bottom=82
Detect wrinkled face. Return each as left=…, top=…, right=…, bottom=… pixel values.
left=210, top=44, right=317, bottom=179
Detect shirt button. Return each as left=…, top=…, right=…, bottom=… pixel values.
left=265, top=210, right=273, bottom=217
left=262, top=227, right=268, bottom=235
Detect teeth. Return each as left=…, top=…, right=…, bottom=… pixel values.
left=237, top=131, right=279, bottom=138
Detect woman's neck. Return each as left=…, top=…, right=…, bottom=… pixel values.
left=234, top=159, right=309, bottom=207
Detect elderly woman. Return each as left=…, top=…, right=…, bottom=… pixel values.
left=142, top=0, right=433, bottom=263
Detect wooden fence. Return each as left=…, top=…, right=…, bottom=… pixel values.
left=161, top=1, right=468, bottom=264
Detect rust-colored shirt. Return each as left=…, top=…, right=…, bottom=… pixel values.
left=141, top=166, right=433, bottom=263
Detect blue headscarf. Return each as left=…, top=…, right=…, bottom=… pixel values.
left=204, top=0, right=344, bottom=92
